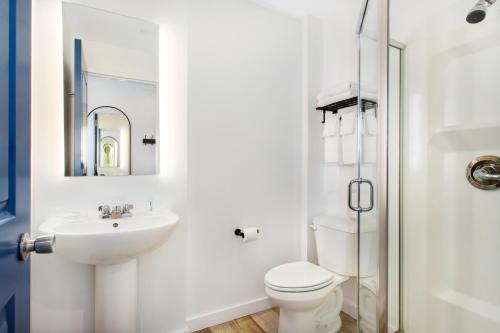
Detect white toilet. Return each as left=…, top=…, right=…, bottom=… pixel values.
left=264, top=216, right=376, bottom=333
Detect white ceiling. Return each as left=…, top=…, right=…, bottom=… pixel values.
left=62, top=0, right=482, bottom=49
left=249, top=0, right=362, bottom=19
left=250, top=0, right=475, bottom=43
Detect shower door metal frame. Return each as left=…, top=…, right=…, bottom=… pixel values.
left=390, top=41, right=405, bottom=333
left=356, top=0, right=390, bottom=332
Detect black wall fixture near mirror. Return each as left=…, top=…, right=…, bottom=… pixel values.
left=63, top=2, right=159, bottom=177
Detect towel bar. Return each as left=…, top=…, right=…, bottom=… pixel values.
left=316, top=96, right=377, bottom=123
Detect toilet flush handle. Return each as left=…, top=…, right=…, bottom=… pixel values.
left=308, top=224, right=317, bottom=231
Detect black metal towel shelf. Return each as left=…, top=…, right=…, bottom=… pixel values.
left=316, top=96, right=377, bottom=123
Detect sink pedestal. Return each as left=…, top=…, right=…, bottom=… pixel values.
left=95, top=259, right=137, bottom=333
left=39, top=210, right=179, bottom=333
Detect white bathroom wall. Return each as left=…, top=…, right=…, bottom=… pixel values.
left=321, top=18, right=358, bottom=90
left=86, top=75, right=158, bottom=175
left=31, top=1, right=189, bottom=333
left=306, top=13, right=361, bottom=317
left=185, top=0, right=303, bottom=329
left=305, top=16, right=324, bottom=264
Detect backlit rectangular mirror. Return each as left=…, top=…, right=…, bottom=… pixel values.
left=63, top=3, right=159, bottom=177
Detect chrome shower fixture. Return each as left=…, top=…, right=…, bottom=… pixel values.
left=467, top=0, right=497, bottom=24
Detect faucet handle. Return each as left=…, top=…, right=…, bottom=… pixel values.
left=122, top=204, right=134, bottom=214
left=98, top=205, right=110, bottom=213
left=98, top=205, right=111, bottom=219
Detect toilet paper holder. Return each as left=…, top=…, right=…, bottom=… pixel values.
left=234, top=228, right=259, bottom=238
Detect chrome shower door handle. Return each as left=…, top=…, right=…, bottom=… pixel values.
left=348, top=178, right=374, bottom=212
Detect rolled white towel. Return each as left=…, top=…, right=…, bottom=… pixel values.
left=317, top=91, right=378, bottom=108
left=317, top=82, right=358, bottom=101
left=317, top=82, right=377, bottom=102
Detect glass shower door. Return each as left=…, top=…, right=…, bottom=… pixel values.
left=354, top=0, right=393, bottom=332
left=357, top=16, right=381, bottom=333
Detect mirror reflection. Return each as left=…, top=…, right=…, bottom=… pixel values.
left=88, top=107, right=131, bottom=176
left=63, top=3, right=159, bottom=177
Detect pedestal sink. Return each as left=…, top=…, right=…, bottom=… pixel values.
left=39, top=210, right=179, bottom=333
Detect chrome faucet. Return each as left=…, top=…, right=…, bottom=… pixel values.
left=98, top=204, right=134, bottom=219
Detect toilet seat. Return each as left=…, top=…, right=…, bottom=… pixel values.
left=265, top=261, right=336, bottom=293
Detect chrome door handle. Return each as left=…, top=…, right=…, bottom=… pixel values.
left=348, top=178, right=374, bottom=212
left=18, top=233, right=55, bottom=261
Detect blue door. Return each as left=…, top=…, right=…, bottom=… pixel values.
left=73, top=38, right=87, bottom=176
left=0, top=0, right=31, bottom=331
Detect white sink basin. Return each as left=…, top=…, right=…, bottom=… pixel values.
left=39, top=209, right=178, bottom=333
left=39, top=210, right=179, bottom=265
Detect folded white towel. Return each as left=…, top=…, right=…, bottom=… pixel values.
left=363, top=135, right=377, bottom=164
left=316, top=91, right=378, bottom=108
left=340, top=110, right=358, bottom=165
left=342, top=134, right=357, bottom=165
left=324, top=136, right=341, bottom=165
left=360, top=109, right=377, bottom=164
left=323, top=113, right=339, bottom=137
left=340, top=110, right=357, bottom=136
left=317, top=82, right=377, bottom=101
left=364, top=109, right=377, bottom=136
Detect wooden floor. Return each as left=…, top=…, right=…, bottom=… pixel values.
left=194, top=308, right=356, bottom=333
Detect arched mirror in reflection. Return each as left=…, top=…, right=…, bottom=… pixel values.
left=87, top=106, right=131, bottom=177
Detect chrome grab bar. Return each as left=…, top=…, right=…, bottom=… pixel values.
left=473, top=166, right=500, bottom=181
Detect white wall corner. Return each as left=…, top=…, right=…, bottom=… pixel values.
left=300, top=16, right=310, bottom=261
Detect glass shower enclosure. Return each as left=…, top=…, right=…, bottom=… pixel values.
left=355, top=0, right=400, bottom=332
left=358, top=0, right=500, bottom=332
left=393, top=0, right=500, bottom=332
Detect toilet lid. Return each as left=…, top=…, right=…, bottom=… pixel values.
left=265, top=261, right=334, bottom=292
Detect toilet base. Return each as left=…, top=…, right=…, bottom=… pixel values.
left=278, top=308, right=341, bottom=333
left=279, top=308, right=317, bottom=333
left=274, top=286, right=343, bottom=333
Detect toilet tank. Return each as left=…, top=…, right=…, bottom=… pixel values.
left=313, top=216, right=376, bottom=277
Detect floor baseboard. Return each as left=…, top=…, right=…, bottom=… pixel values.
left=186, top=296, right=273, bottom=332
left=342, top=299, right=358, bottom=320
